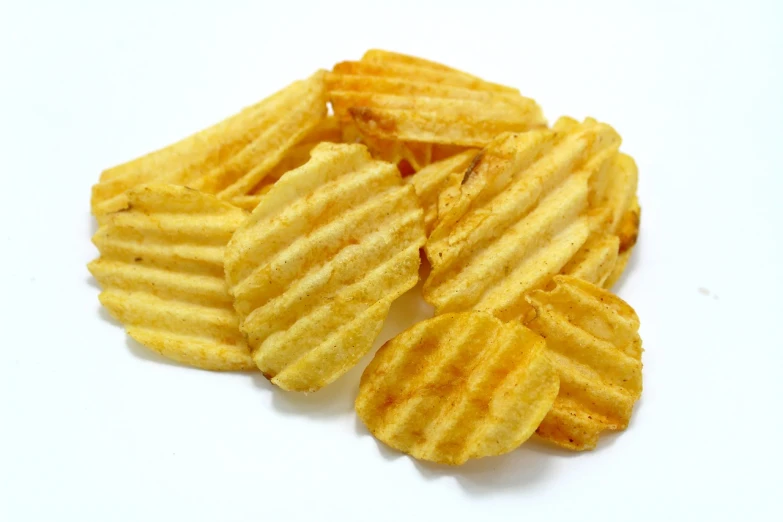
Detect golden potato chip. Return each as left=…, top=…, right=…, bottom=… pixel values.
left=234, top=116, right=344, bottom=212
left=92, top=71, right=328, bottom=218
left=326, top=49, right=545, bottom=173
left=561, top=232, right=620, bottom=287
left=423, top=123, right=621, bottom=322
left=96, top=94, right=275, bottom=184
left=356, top=312, right=559, bottom=465
left=348, top=49, right=518, bottom=93
left=405, top=149, right=479, bottom=234
left=88, top=184, right=254, bottom=370
left=605, top=196, right=640, bottom=288
left=555, top=117, right=640, bottom=288
left=327, top=55, right=545, bottom=148
left=525, top=275, right=643, bottom=450
left=224, top=142, right=426, bottom=392
left=230, top=184, right=274, bottom=212
left=339, top=120, right=433, bottom=174
left=92, top=95, right=272, bottom=216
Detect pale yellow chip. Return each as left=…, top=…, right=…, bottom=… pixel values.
left=554, top=117, right=640, bottom=288
left=326, top=49, right=544, bottom=175
left=92, top=71, right=328, bottom=219
left=356, top=312, right=559, bottom=465
left=224, top=142, right=426, bottom=392
left=233, top=116, right=344, bottom=212
left=405, top=149, right=479, bottom=234
left=423, top=123, right=622, bottom=322
left=328, top=51, right=545, bottom=148
left=525, top=275, right=643, bottom=450
left=339, top=120, right=435, bottom=174
left=605, top=196, right=640, bottom=288
left=88, top=184, right=254, bottom=370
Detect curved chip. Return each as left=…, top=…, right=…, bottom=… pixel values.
left=423, top=123, right=621, bottom=322
left=405, top=149, right=479, bottom=234
left=88, top=184, right=254, bottom=370
left=224, top=142, right=426, bottom=392
left=605, top=196, right=641, bottom=288
left=339, top=113, right=436, bottom=173
left=356, top=312, right=559, bottom=465
left=555, top=117, right=640, bottom=288
left=92, top=71, right=328, bottom=218
left=525, top=275, right=643, bottom=450
left=233, top=116, right=344, bottom=213
left=327, top=49, right=545, bottom=163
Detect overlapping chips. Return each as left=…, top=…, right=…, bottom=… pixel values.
left=88, top=49, right=645, bottom=462
left=91, top=71, right=328, bottom=219
left=554, top=117, right=640, bottom=288
left=356, top=312, right=559, bottom=465
left=230, top=115, right=343, bottom=211
left=88, top=184, right=254, bottom=370
left=327, top=49, right=545, bottom=172
left=224, top=142, right=426, bottom=391
left=423, top=122, right=622, bottom=322
left=525, top=275, right=643, bottom=450
left=405, top=149, right=479, bottom=234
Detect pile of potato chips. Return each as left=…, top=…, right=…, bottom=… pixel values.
left=89, top=50, right=643, bottom=464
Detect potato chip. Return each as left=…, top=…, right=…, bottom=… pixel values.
left=92, top=71, right=328, bottom=218
left=234, top=116, right=344, bottom=212
left=605, top=196, right=640, bottom=288
left=555, top=117, right=640, bottom=288
left=88, top=184, right=254, bottom=370
left=339, top=119, right=434, bottom=174
left=326, top=49, right=545, bottom=173
left=356, top=312, right=559, bottom=465
left=230, top=184, right=274, bottom=212
left=525, top=275, right=643, bottom=450
left=224, top=142, right=426, bottom=392
left=405, top=149, right=479, bottom=234
left=561, top=232, right=620, bottom=287
left=423, top=123, right=621, bottom=322
left=96, top=94, right=276, bottom=185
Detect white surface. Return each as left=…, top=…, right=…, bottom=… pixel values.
left=1, top=1, right=781, bottom=520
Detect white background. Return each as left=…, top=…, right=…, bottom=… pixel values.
left=1, top=1, right=781, bottom=520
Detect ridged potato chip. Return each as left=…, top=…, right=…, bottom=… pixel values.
left=92, top=71, right=328, bottom=218
left=554, top=117, right=640, bottom=288
left=606, top=196, right=640, bottom=288
left=327, top=49, right=545, bottom=162
left=224, top=142, right=426, bottom=392
left=232, top=116, right=344, bottom=212
left=525, top=275, right=643, bottom=450
left=356, top=312, right=559, bottom=465
left=88, top=184, right=254, bottom=370
left=405, top=149, right=479, bottom=234
left=423, top=123, right=621, bottom=322
left=339, top=112, right=438, bottom=174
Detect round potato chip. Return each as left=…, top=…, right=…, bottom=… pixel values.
left=224, top=142, right=426, bottom=392
left=89, top=184, right=254, bottom=370
left=525, top=275, right=643, bottom=450
left=356, top=312, right=559, bottom=465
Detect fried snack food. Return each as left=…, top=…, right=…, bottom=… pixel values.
left=554, top=117, right=640, bottom=288
left=525, top=275, right=642, bottom=450
left=605, top=196, right=640, bottom=287
left=423, top=122, right=622, bottom=322
left=224, top=142, right=426, bottom=392
left=327, top=49, right=545, bottom=171
left=405, top=149, right=479, bottom=234
left=231, top=116, right=343, bottom=212
left=88, top=184, right=254, bottom=370
left=91, top=71, right=328, bottom=218
left=356, top=312, right=559, bottom=465
left=340, top=120, right=438, bottom=174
